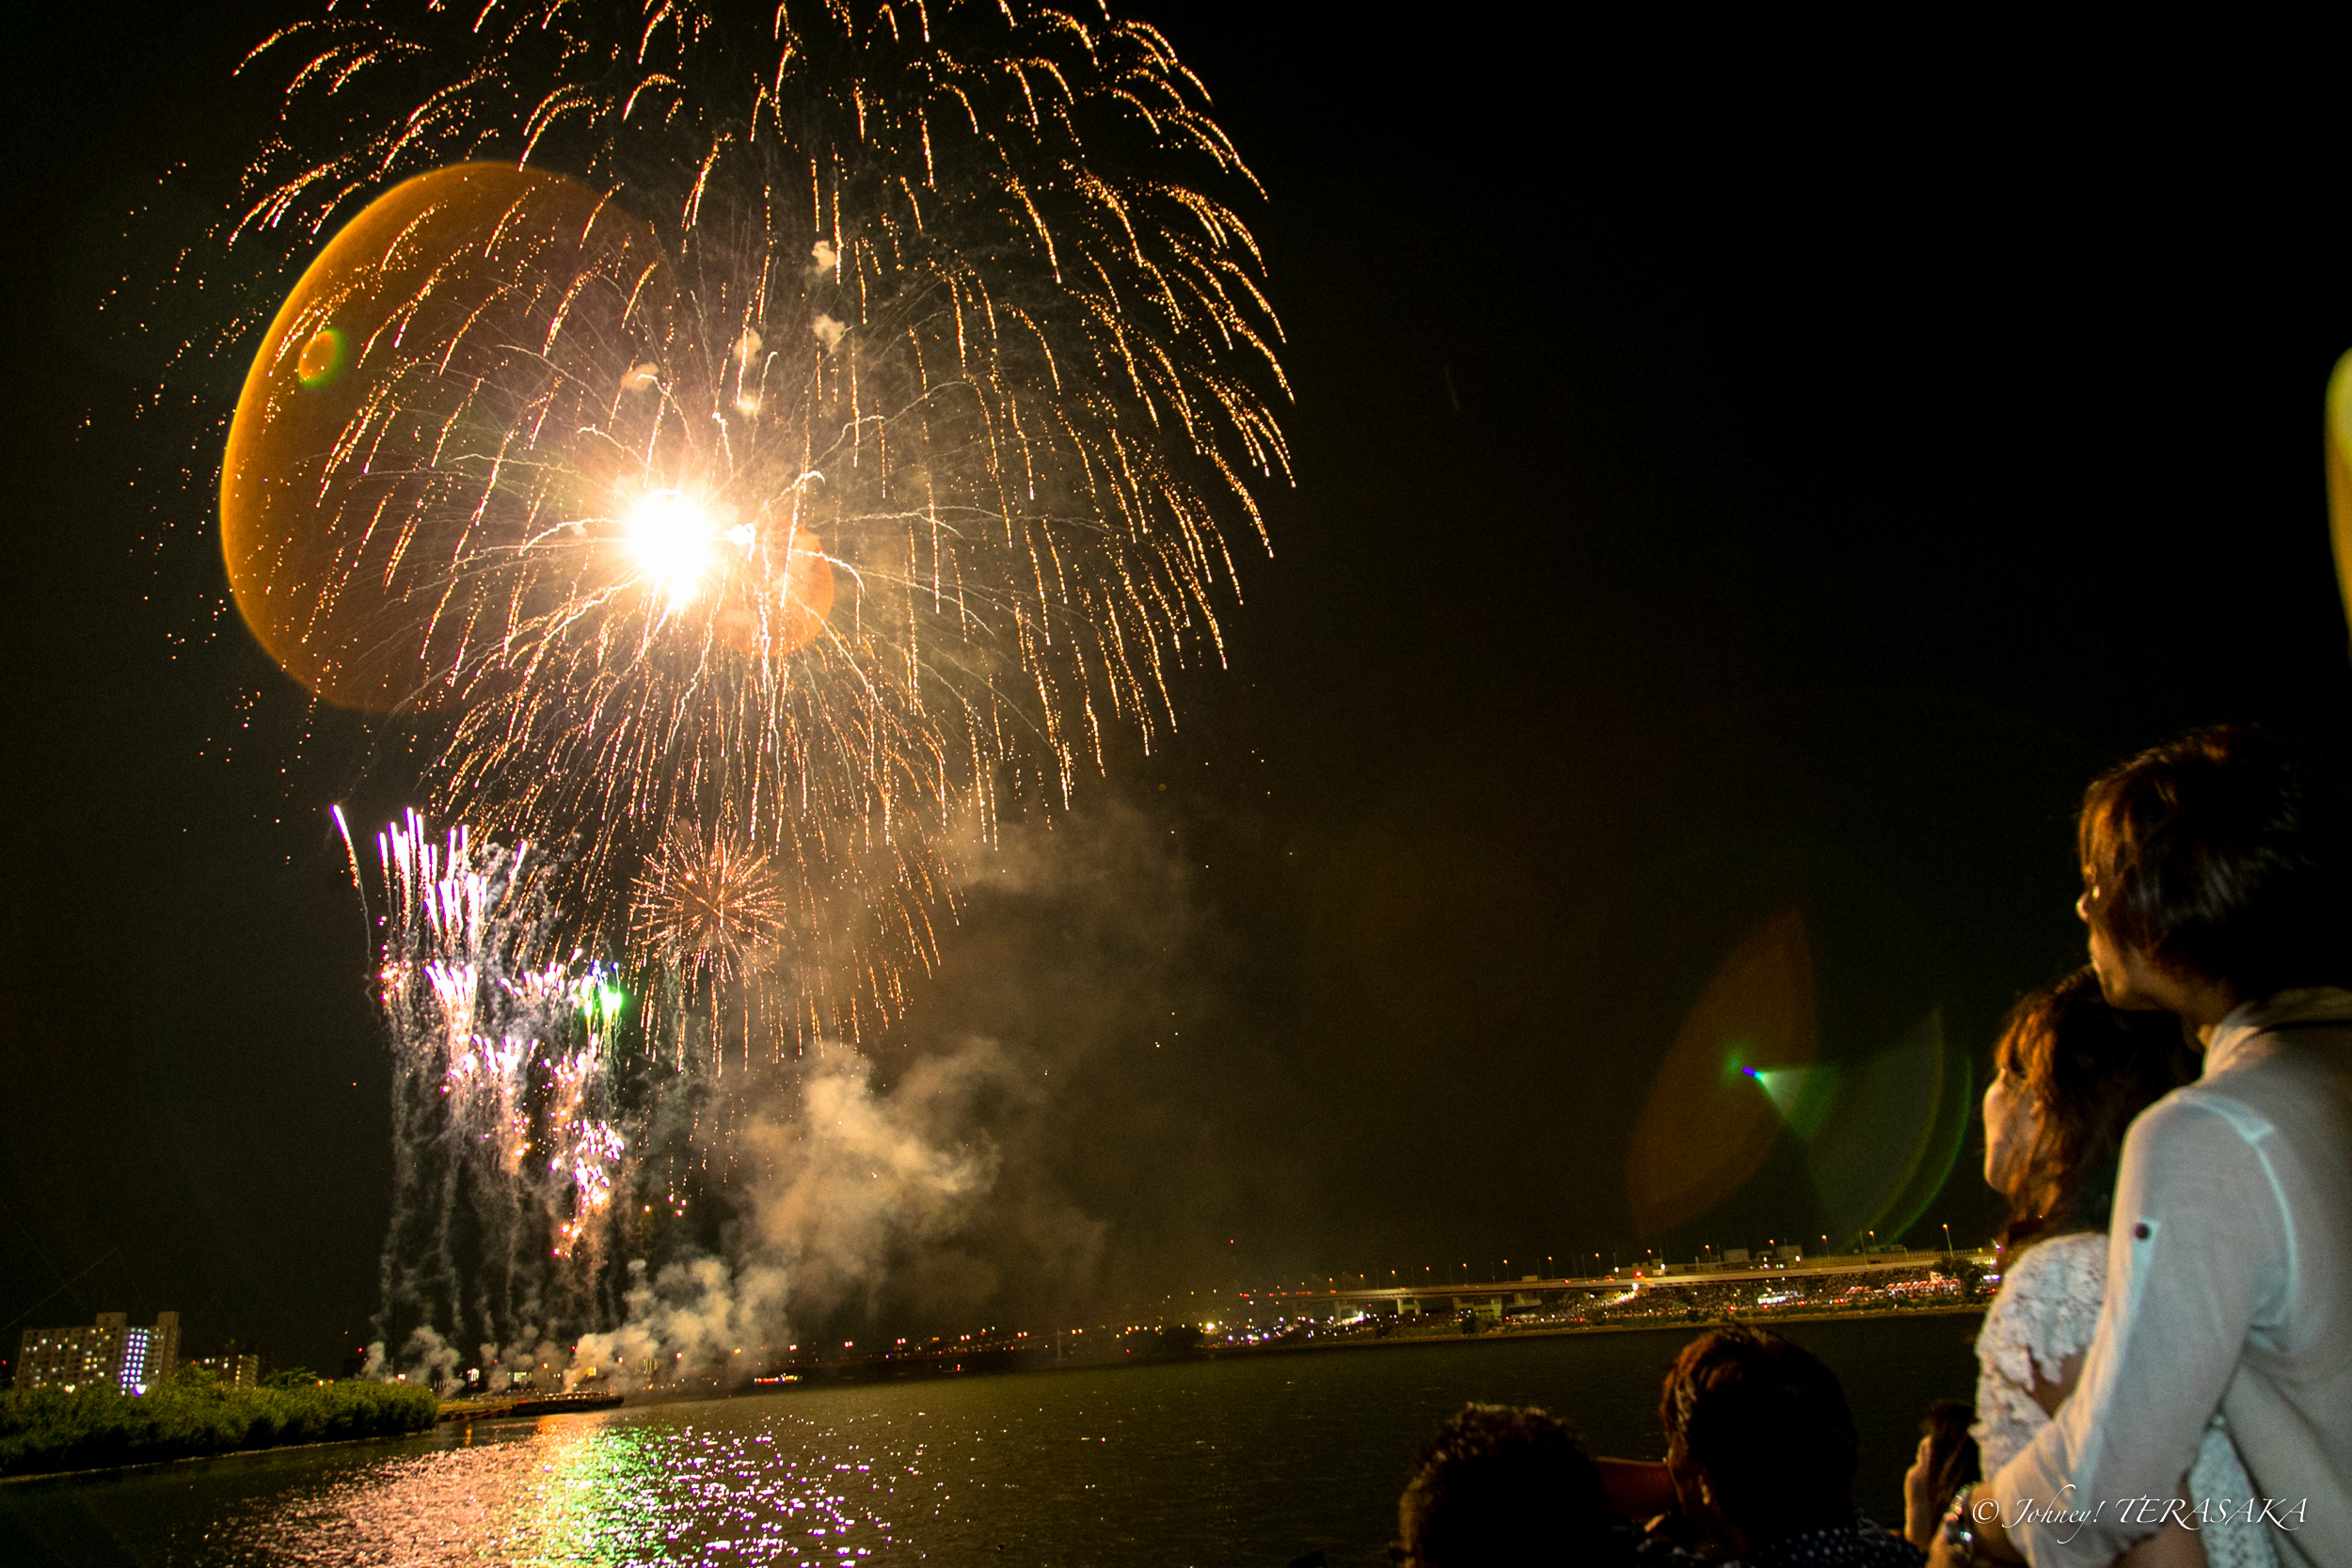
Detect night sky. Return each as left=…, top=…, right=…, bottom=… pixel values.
left=7, top=8, right=2352, bottom=1377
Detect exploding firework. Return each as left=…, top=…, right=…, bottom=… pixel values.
left=628, top=820, right=808, bottom=1076
left=631, top=823, right=792, bottom=993
left=222, top=0, right=1290, bottom=1050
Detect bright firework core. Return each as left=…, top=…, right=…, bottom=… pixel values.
left=625, top=489, right=735, bottom=610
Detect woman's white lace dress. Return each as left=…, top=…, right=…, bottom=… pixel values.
left=1974, top=1231, right=2274, bottom=1566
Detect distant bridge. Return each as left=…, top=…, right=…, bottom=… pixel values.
left=1233, top=1249, right=1994, bottom=1316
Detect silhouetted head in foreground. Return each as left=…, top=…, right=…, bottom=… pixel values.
left=2078, top=725, right=2352, bottom=1009
left=1902, top=1396, right=1982, bottom=1548
left=1660, top=1327, right=1858, bottom=1553
left=1396, top=1402, right=1619, bottom=1566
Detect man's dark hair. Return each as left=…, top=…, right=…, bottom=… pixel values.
left=2079, top=726, right=2352, bottom=1000
left=1398, top=1402, right=1616, bottom=1566
left=1660, top=1327, right=1856, bottom=1542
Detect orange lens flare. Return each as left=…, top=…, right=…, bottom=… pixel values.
left=709, top=529, right=834, bottom=657
left=220, top=163, right=683, bottom=710
left=1625, top=910, right=1818, bottom=1238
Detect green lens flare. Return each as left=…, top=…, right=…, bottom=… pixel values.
left=295, top=326, right=347, bottom=388
left=1742, top=1062, right=1840, bottom=1139
left=1736, top=1012, right=1971, bottom=1249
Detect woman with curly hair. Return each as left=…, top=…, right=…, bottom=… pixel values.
left=1970, top=970, right=2191, bottom=1474
left=1924, top=967, right=2269, bottom=1565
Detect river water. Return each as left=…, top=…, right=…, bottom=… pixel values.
left=6, top=1312, right=1980, bottom=1567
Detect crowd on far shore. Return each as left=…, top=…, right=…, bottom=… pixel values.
left=1384, top=730, right=2349, bottom=1568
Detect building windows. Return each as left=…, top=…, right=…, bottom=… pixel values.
left=12, top=1312, right=179, bottom=1394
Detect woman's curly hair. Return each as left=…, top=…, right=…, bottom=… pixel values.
left=1992, top=967, right=2193, bottom=1256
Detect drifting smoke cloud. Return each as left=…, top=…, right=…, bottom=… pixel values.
left=564, top=1037, right=1046, bottom=1388
left=360, top=1324, right=459, bottom=1388
left=739, top=1041, right=1025, bottom=1314
left=370, top=788, right=1243, bottom=1389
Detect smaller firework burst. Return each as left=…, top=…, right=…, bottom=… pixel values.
left=629, top=825, right=791, bottom=992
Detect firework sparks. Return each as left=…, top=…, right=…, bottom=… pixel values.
left=222, top=0, right=1289, bottom=1053
left=631, top=824, right=791, bottom=992
left=372, top=811, right=629, bottom=1350
left=228, top=3, right=1284, bottom=1387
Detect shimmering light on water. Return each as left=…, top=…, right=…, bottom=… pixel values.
left=248, top=1414, right=915, bottom=1563
left=5, top=1315, right=1980, bottom=1567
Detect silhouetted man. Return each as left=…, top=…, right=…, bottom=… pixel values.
left=1650, top=1326, right=1922, bottom=1566
left=1396, top=1402, right=1626, bottom=1566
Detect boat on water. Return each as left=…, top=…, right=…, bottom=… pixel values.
left=439, top=1390, right=625, bottom=1423
left=507, top=1391, right=624, bottom=1416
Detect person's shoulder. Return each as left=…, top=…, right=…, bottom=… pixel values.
left=2001, top=1231, right=2104, bottom=1300
left=2117, top=1086, right=2286, bottom=1210
left=1630, top=1530, right=1714, bottom=1565
left=1740, top=1514, right=1924, bottom=1567
left=1851, top=1513, right=1929, bottom=1567
left=2210, top=1018, right=2352, bottom=1106
left=2124, top=1083, right=2267, bottom=1151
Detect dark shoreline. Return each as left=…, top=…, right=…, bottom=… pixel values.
left=564, top=1301, right=1994, bottom=1405
left=0, top=1424, right=448, bottom=1488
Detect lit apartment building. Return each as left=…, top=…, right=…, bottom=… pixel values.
left=12, top=1311, right=180, bottom=1394
left=187, top=1352, right=263, bottom=1388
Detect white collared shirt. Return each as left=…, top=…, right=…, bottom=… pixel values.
left=1989, top=988, right=2352, bottom=1568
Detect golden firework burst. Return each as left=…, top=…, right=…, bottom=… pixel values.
left=629, top=827, right=792, bottom=990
